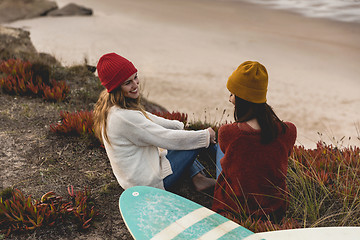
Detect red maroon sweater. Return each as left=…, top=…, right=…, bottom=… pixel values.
left=212, top=122, right=297, bottom=219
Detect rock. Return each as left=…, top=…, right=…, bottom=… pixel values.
left=0, top=25, right=60, bottom=65
left=0, top=25, right=37, bottom=60
left=0, top=0, right=58, bottom=23
left=141, top=98, right=168, bottom=113
left=47, top=3, right=93, bottom=16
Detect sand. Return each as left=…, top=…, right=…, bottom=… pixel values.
left=5, top=0, right=360, bottom=148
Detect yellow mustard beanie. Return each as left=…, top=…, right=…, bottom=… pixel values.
left=226, top=61, right=268, bottom=103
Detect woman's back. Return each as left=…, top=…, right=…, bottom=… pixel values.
left=212, top=121, right=297, bottom=219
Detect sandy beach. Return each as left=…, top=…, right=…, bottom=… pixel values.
left=5, top=0, right=360, bottom=148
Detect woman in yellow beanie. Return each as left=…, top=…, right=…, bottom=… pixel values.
left=212, top=61, right=297, bottom=222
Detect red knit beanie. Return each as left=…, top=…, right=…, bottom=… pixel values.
left=96, top=53, right=137, bottom=92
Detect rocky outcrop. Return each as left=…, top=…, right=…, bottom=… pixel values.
left=0, top=25, right=60, bottom=64
left=0, top=1, right=93, bottom=24
left=47, top=3, right=93, bottom=16
left=141, top=98, right=168, bottom=113
left=0, top=25, right=37, bottom=60
left=0, top=0, right=58, bottom=23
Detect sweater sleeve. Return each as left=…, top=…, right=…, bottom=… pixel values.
left=146, top=111, right=184, bottom=130
left=113, top=110, right=210, bottom=150
left=218, top=124, right=233, bottom=154
left=285, top=122, right=297, bottom=155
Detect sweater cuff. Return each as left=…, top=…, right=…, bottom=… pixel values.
left=160, top=156, right=173, bottom=178
left=204, top=129, right=210, bottom=148
left=177, top=121, right=185, bottom=130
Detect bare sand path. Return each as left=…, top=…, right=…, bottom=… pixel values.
left=5, top=0, right=360, bottom=148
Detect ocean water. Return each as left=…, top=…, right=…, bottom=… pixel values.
left=242, top=0, right=360, bottom=23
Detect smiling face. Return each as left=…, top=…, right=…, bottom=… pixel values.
left=121, top=73, right=139, bottom=99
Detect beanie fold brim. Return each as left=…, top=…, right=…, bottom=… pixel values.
left=106, top=66, right=137, bottom=93
left=227, top=81, right=267, bottom=103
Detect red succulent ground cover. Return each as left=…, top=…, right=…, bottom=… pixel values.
left=0, top=186, right=98, bottom=237
left=0, top=59, right=69, bottom=102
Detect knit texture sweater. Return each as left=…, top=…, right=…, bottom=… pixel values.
left=103, top=106, right=210, bottom=190
left=212, top=121, right=297, bottom=219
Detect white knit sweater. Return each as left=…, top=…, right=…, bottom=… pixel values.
left=103, top=106, right=210, bottom=190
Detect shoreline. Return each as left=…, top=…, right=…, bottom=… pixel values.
left=4, top=0, right=360, bottom=148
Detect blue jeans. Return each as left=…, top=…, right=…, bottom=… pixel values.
left=163, top=149, right=205, bottom=190
left=215, top=144, right=224, bottom=179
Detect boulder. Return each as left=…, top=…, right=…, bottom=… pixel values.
left=141, top=98, right=168, bottom=113
left=0, top=25, right=37, bottom=60
left=47, top=3, right=93, bottom=16
left=0, top=0, right=58, bottom=23
left=0, top=25, right=60, bottom=65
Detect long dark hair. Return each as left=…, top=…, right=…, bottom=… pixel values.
left=234, top=96, right=287, bottom=144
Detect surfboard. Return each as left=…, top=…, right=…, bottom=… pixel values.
left=243, top=226, right=360, bottom=240
left=119, top=186, right=360, bottom=240
left=119, top=186, right=257, bottom=240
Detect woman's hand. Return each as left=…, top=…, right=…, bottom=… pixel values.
left=207, top=127, right=216, bottom=144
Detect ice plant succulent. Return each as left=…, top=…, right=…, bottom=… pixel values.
left=0, top=59, right=69, bottom=102
left=0, top=186, right=98, bottom=237
left=50, top=111, right=94, bottom=136
left=50, top=110, right=190, bottom=138
left=152, top=111, right=188, bottom=126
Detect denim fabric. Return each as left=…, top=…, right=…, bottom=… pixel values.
left=215, top=144, right=224, bottom=178
left=163, top=149, right=205, bottom=190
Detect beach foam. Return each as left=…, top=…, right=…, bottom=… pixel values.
left=5, top=0, right=360, bottom=148
left=246, top=0, right=360, bottom=23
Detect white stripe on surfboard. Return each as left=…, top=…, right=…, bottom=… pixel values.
left=150, top=207, right=215, bottom=240
left=198, top=220, right=241, bottom=240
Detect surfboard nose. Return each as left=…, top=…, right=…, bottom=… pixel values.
left=119, top=186, right=255, bottom=240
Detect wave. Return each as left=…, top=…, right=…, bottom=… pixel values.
left=242, top=0, right=360, bottom=23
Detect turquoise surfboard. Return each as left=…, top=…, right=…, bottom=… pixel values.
left=119, top=186, right=257, bottom=240
left=119, top=186, right=360, bottom=239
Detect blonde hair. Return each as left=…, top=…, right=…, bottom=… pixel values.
left=93, top=88, right=147, bottom=144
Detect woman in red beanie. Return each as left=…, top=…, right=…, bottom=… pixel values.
left=212, top=61, right=297, bottom=222
left=93, top=53, right=216, bottom=191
